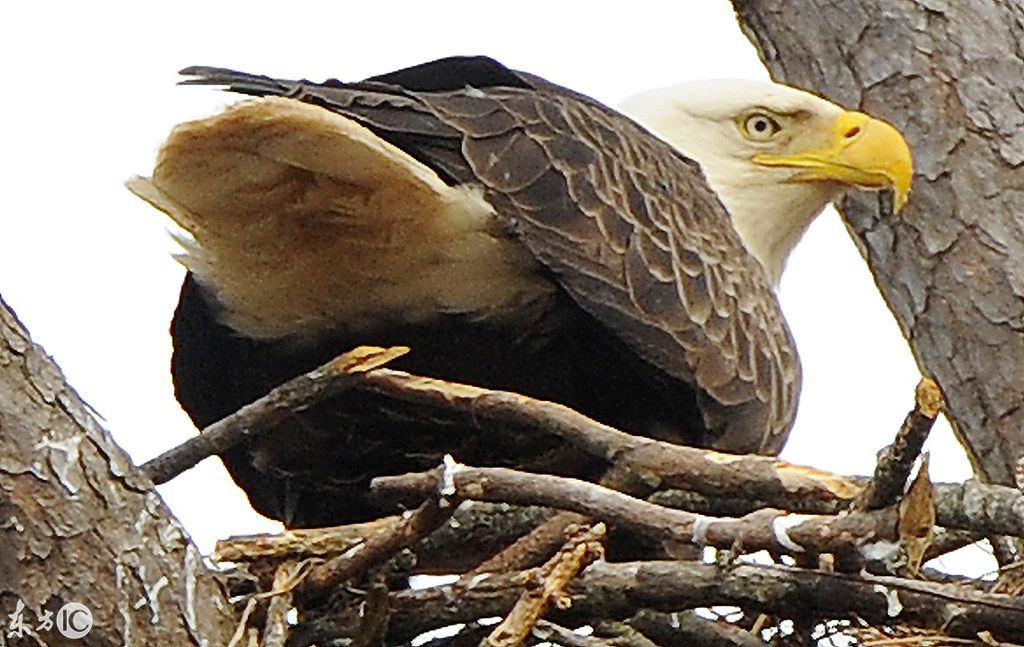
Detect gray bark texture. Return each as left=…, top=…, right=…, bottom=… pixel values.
left=733, top=0, right=1024, bottom=488
left=0, top=296, right=238, bottom=645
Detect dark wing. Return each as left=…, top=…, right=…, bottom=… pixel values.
left=422, top=87, right=800, bottom=453
left=179, top=56, right=800, bottom=453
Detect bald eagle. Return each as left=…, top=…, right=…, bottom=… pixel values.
left=129, top=56, right=911, bottom=527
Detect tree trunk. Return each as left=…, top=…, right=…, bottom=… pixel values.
left=0, top=296, right=238, bottom=644
left=733, top=0, right=1024, bottom=489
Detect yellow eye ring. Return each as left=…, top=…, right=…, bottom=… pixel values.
left=742, top=113, right=782, bottom=140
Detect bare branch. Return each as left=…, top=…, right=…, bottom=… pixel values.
left=651, top=479, right=1024, bottom=540
left=216, top=516, right=401, bottom=563
left=140, top=346, right=409, bottom=484
left=357, top=369, right=1024, bottom=539
left=143, top=348, right=1024, bottom=544
left=386, top=561, right=1024, bottom=644
left=532, top=621, right=623, bottom=647
left=463, top=512, right=588, bottom=578
left=484, top=524, right=605, bottom=647
left=356, top=369, right=859, bottom=503
left=298, top=497, right=455, bottom=602
left=626, top=610, right=765, bottom=647
left=856, top=379, right=942, bottom=511
left=371, top=463, right=903, bottom=557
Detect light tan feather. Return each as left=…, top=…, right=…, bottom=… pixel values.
left=128, top=97, right=553, bottom=340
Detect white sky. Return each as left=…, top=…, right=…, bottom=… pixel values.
left=2, top=1, right=985, bottom=572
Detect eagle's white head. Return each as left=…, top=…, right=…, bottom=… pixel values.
left=620, top=79, right=912, bottom=285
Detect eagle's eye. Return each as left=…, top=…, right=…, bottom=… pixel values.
left=742, top=113, right=782, bottom=141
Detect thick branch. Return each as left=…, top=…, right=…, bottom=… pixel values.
left=385, top=561, right=1024, bottom=643
left=144, top=352, right=1024, bottom=541
left=371, top=463, right=903, bottom=558
left=627, top=610, right=765, bottom=647
left=217, top=502, right=554, bottom=576
left=352, top=369, right=1024, bottom=539
left=653, top=478, right=1024, bottom=540
left=355, top=369, right=858, bottom=502
left=141, top=345, right=408, bottom=484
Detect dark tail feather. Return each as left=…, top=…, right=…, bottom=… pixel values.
left=178, top=66, right=298, bottom=97
left=179, top=57, right=534, bottom=98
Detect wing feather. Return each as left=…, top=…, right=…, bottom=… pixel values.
left=129, top=96, right=554, bottom=340
left=421, top=87, right=799, bottom=452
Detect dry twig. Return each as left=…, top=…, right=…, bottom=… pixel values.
left=218, top=502, right=555, bottom=576
left=141, top=346, right=408, bottom=484
left=898, top=456, right=937, bottom=576
left=531, top=621, right=619, bottom=647
left=263, top=561, right=304, bottom=647
left=627, top=609, right=765, bottom=647
left=464, top=464, right=653, bottom=578
left=299, top=497, right=455, bottom=602
left=225, top=598, right=259, bottom=647
left=216, top=516, right=401, bottom=563
left=856, top=379, right=943, bottom=511
left=484, top=523, right=605, bottom=647
left=462, top=511, right=586, bottom=578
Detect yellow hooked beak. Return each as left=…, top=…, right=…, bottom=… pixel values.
left=752, top=111, right=913, bottom=213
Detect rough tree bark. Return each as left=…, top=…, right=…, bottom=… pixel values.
left=732, top=0, right=1024, bottom=489
left=0, top=296, right=238, bottom=645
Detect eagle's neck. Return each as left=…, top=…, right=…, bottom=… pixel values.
left=705, top=166, right=839, bottom=285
